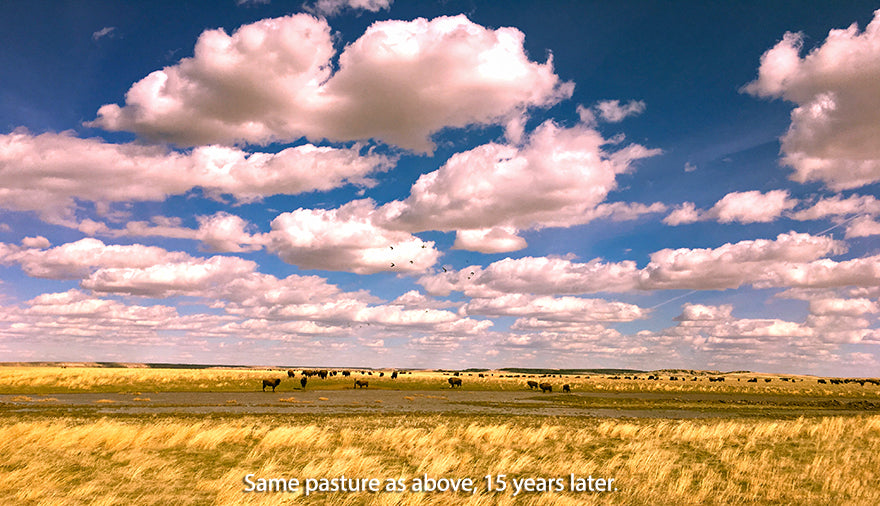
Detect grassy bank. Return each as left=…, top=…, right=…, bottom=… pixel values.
left=1, top=413, right=879, bottom=505
left=2, top=366, right=878, bottom=398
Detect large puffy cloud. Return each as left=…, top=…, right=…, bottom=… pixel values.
left=95, top=212, right=269, bottom=253
left=83, top=118, right=663, bottom=261
left=451, top=227, right=528, bottom=254
left=0, top=289, right=235, bottom=344
left=0, top=238, right=190, bottom=279
left=786, top=194, right=880, bottom=238
left=267, top=199, right=440, bottom=274
left=86, top=203, right=443, bottom=273
left=381, top=120, right=660, bottom=252
left=663, top=190, right=797, bottom=225
left=87, top=14, right=572, bottom=152
left=845, top=216, right=880, bottom=238
left=755, top=253, right=880, bottom=289
left=3, top=238, right=486, bottom=338
left=419, top=256, right=641, bottom=298
left=389, top=121, right=659, bottom=231
left=0, top=130, right=390, bottom=223
left=790, top=193, right=880, bottom=220
left=743, top=10, right=880, bottom=189
left=81, top=256, right=260, bottom=298
left=420, top=232, right=852, bottom=296
left=663, top=300, right=878, bottom=350
left=463, top=294, right=649, bottom=322
left=640, top=232, right=845, bottom=290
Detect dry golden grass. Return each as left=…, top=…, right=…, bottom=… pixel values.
left=0, top=414, right=878, bottom=505
left=1, top=366, right=877, bottom=399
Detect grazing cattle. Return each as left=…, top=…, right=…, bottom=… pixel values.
left=448, top=377, right=462, bottom=388
left=764, top=378, right=772, bottom=382
left=342, top=370, right=351, bottom=377
left=818, top=379, right=827, bottom=384
left=262, top=378, right=281, bottom=392
left=562, top=384, right=571, bottom=393
left=391, top=371, right=398, bottom=379
left=354, top=379, right=369, bottom=388
left=287, top=370, right=296, bottom=378
left=527, top=380, right=539, bottom=390
left=379, top=372, right=385, bottom=377
left=539, top=383, right=552, bottom=393
left=747, top=378, right=758, bottom=383
left=478, top=373, right=484, bottom=378
left=300, top=377, right=307, bottom=389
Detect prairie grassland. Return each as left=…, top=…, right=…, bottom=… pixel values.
left=1, top=413, right=879, bottom=505
left=1, top=366, right=878, bottom=398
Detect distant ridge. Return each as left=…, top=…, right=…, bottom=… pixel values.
left=1, top=363, right=758, bottom=376
left=500, top=367, right=646, bottom=375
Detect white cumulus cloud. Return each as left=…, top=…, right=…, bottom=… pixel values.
left=87, top=14, right=573, bottom=152
left=743, top=10, right=880, bottom=189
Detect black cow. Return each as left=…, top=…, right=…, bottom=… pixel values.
left=354, top=379, right=369, bottom=388
left=527, top=380, right=538, bottom=390
left=448, top=377, right=462, bottom=388
left=300, top=377, right=307, bottom=389
left=262, top=378, right=281, bottom=392
left=562, top=384, right=571, bottom=393
left=287, top=370, right=296, bottom=378
left=539, top=382, right=552, bottom=393
left=391, top=371, right=398, bottom=379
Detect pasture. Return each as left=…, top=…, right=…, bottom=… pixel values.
left=1, top=365, right=880, bottom=505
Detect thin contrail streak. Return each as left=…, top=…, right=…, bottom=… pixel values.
left=650, top=289, right=698, bottom=310
left=816, top=213, right=864, bottom=236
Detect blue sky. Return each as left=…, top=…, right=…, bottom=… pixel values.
left=1, top=1, right=879, bottom=375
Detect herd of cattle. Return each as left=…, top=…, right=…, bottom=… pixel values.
left=261, top=369, right=405, bottom=391
left=259, top=370, right=880, bottom=392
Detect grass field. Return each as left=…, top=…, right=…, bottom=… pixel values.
left=1, top=365, right=877, bottom=397
left=2, top=365, right=880, bottom=505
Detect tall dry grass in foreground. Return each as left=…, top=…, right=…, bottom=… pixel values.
left=1, top=414, right=878, bottom=505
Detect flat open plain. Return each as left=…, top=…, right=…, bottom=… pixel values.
left=2, top=365, right=879, bottom=505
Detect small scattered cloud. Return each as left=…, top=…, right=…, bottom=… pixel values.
left=305, top=0, right=392, bottom=17
left=91, top=26, right=116, bottom=41
left=594, top=99, right=646, bottom=123
left=664, top=190, right=797, bottom=225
